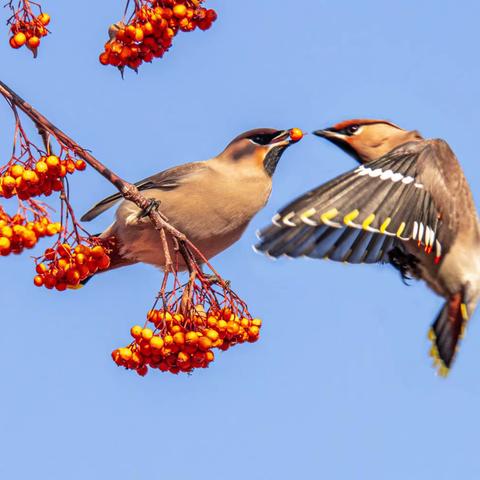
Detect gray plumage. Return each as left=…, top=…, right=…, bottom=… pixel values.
left=82, top=128, right=297, bottom=273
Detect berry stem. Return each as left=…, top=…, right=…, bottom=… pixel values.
left=0, top=79, right=188, bottom=245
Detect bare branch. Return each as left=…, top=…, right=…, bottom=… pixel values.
left=0, top=79, right=187, bottom=243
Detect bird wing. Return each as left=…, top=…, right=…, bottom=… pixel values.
left=257, top=140, right=457, bottom=264
left=81, top=161, right=208, bottom=222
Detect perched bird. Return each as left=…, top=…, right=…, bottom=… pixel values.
left=81, top=128, right=301, bottom=276
left=257, top=119, right=480, bottom=375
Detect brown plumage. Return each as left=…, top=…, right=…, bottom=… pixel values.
left=81, top=128, right=298, bottom=277
left=257, top=119, right=480, bottom=375
left=314, top=119, right=423, bottom=163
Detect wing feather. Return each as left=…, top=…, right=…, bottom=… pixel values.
left=256, top=141, right=448, bottom=263
left=81, top=161, right=207, bottom=222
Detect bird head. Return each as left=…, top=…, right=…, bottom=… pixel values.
left=313, top=119, right=423, bottom=163
left=219, top=128, right=303, bottom=176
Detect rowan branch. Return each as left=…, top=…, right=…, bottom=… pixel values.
left=0, top=79, right=187, bottom=243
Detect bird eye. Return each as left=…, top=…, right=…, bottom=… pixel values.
left=345, top=125, right=360, bottom=135
left=249, top=134, right=273, bottom=145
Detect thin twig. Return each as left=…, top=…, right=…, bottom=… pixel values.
left=0, top=79, right=188, bottom=247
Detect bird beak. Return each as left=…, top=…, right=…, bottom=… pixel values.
left=271, top=130, right=292, bottom=145
left=312, top=128, right=343, bottom=140
left=313, top=128, right=359, bottom=162
left=270, top=129, right=303, bottom=147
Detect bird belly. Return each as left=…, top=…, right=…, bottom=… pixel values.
left=407, top=236, right=480, bottom=301
left=106, top=179, right=266, bottom=270
left=114, top=220, right=249, bottom=269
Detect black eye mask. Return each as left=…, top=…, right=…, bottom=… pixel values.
left=249, top=132, right=281, bottom=145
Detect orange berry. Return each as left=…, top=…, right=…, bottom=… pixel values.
left=1, top=226, right=13, bottom=238
left=207, top=316, right=217, bottom=327
left=0, top=236, right=11, bottom=250
left=35, top=161, right=48, bottom=174
left=96, top=254, right=111, bottom=270
left=227, top=321, right=240, bottom=335
left=33, top=275, right=44, bottom=287
left=9, top=36, right=21, bottom=49
left=91, top=245, right=105, bottom=258
left=10, top=165, right=24, bottom=178
left=205, top=329, right=219, bottom=342
left=99, top=52, right=110, bottom=65
left=111, top=349, right=122, bottom=364
left=173, top=332, right=185, bottom=346
left=75, top=159, right=87, bottom=171
left=66, top=268, right=80, bottom=285
left=27, top=36, right=40, bottom=49
left=197, top=336, right=213, bottom=351
left=173, top=4, right=187, bottom=18
left=141, top=328, right=153, bottom=341
left=150, top=336, right=164, bottom=349
left=130, top=325, right=143, bottom=339
left=134, top=28, right=144, bottom=42
left=38, top=13, right=51, bottom=26
left=22, top=170, right=38, bottom=183
left=131, top=351, right=143, bottom=365
left=143, top=22, right=154, bottom=35
left=205, top=350, right=215, bottom=363
left=46, top=155, right=60, bottom=169
left=2, top=176, right=16, bottom=191
left=177, top=351, right=190, bottom=363
left=119, top=348, right=133, bottom=361
left=185, top=331, right=198, bottom=344
left=125, top=25, right=136, bottom=38
left=13, top=32, right=27, bottom=47
left=249, top=326, right=260, bottom=337
left=289, top=128, right=304, bottom=142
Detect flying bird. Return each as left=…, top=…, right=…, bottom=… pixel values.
left=81, top=128, right=301, bottom=278
left=256, top=119, right=480, bottom=375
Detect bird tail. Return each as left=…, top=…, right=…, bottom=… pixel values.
left=428, top=292, right=470, bottom=376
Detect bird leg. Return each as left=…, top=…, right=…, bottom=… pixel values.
left=388, top=246, right=420, bottom=285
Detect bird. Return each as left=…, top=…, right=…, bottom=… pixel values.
left=81, top=127, right=301, bottom=279
left=256, top=119, right=480, bottom=375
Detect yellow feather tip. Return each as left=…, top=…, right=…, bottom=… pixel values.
left=428, top=328, right=450, bottom=377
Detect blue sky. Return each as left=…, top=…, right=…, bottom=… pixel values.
left=2, top=1, right=480, bottom=479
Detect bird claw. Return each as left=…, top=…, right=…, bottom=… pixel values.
left=138, top=199, right=161, bottom=219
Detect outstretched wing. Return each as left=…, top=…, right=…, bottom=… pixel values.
left=257, top=141, right=456, bottom=264
left=81, top=161, right=207, bottom=222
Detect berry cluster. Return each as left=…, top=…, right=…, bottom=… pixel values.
left=113, top=305, right=262, bottom=376
left=8, top=4, right=50, bottom=55
left=34, top=241, right=111, bottom=290
left=100, top=0, right=217, bottom=71
left=0, top=155, right=86, bottom=200
left=0, top=206, right=61, bottom=256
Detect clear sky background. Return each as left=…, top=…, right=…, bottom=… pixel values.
left=1, top=1, right=480, bottom=479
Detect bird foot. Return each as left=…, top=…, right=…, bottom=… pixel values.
left=138, top=199, right=161, bottom=219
